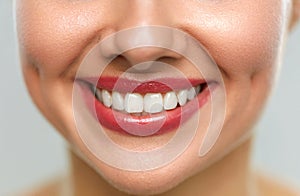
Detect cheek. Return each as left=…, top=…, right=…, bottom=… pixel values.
left=16, top=0, right=121, bottom=77
left=175, top=0, right=288, bottom=143
left=189, top=1, right=285, bottom=80
left=218, top=16, right=282, bottom=78
left=179, top=1, right=287, bottom=83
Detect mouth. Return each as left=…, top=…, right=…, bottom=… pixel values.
left=77, top=76, right=216, bottom=137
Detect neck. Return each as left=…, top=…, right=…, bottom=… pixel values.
left=67, top=138, right=255, bottom=196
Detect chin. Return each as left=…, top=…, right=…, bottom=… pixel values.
left=93, top=158, right=200, bottom=195
left=70, top=123, right=247, bottom=196
left=103, top=169, right=185, bottom=195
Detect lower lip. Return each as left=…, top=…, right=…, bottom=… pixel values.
left=78, top=82, right=216, bottom=137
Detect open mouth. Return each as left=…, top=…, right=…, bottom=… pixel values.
left=77, top=77, right=215, bottom=137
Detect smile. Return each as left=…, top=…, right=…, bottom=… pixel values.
left=93, top=84, right=202, bottom=115
left=78, top=77, right=216, bottom=136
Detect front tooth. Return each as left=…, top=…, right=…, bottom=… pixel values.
left=187, top=87, right=196, bottom=101
left=144, top=93, right=163, bottom=113
left=164, top=92, right=178, bottom=110
left=124, top=93, right=143, bottom=113
left=102, top=90, right=112, bottom=107
left=177, top=89, right=188, bottom=106
left=112, top=91, right=124, bottom=111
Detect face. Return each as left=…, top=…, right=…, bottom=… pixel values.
left=16, top=0, right=292, bottom=195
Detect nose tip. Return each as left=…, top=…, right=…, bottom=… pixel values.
left=100, top=26, right=184, bottom=66
left=116, top=26, right=182, bottom=65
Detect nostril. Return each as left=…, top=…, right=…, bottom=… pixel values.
left=99, top=34, right=120, bottom=59
left=120, top=47, right=182, bottom=66
left=156, top=55, right=179, bottom=63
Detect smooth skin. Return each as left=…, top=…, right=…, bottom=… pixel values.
left=16, top=0, right=300, bottom=195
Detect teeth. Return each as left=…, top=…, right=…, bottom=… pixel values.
left=144, top=93, right=163, bottom=113
left=102, top=89, right=112, bottom=107
left=94, top=85, right=202, bottom=114
left=163, top=92, right=178, bottom=110
left=195, top=85, right=201, bottom=94
left=112, top=91, right=124, bottom=111
left=124, top=93, right=144, bottom=113
left=94, top=87, right=103, bottom=102
left=187, top=87, right=197, bottom=101
left=94, top=88, right=103, bottom=102
left=177, top=89, right=188, bottom=106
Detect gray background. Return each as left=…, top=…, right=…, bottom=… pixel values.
left=0, top=0, right=299, bottom=195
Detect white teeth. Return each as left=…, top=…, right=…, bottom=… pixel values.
left=102, top=89, right=112, bottom=107
left=95, top=87, right=103, bottom=102
left=177, top=89, right=188, bottom=106
left=144, top=93, right=163, bottom=113
left=195, top=85, right=201, bottom=94
left=94, top=84, right=202, bottom=114
left=124, top=93, right=144, bottom=113
left=112, top=91, right=124, bottom=111
left=163, top=92, right=178, bottom=110
left=187, top=87, right=196, bottom=101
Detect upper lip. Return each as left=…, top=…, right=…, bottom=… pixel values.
left=79, top=76, right=208, bottom=94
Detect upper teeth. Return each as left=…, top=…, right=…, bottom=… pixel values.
left=94, top=85, right=201, bottom=114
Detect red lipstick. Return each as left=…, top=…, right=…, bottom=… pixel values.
left=77, top=77, right=215, bottom=137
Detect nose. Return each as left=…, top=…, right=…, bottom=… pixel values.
left=117, top=26, right=183, bottom=65
left=98, top=1, right=184, bottom=66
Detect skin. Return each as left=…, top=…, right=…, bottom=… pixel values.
left=16, top=0, right=300, bottom=195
